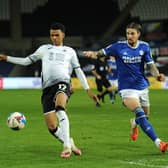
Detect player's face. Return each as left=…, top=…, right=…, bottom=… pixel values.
left=126, top=28, right=140, bottom=47
left=50, top=29, right=65, bottom=46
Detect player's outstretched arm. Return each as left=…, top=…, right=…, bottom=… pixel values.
left=83, top=50, right=105, bottom=59
left=83, top=51, right=97, bottom=59
left=0, top=53, right=33, bottom=66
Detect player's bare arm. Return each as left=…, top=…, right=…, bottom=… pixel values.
left=83, top=50, right=105, bottom=59
left=86, top=89, right=100, bottom=104
left=147, top=63, right=165, bottom=81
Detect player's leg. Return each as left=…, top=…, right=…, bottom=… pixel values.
left=55, top=92, right=72, bottom=158
left=41, top=86, right=65, bottom=143
left=44, top=110, right=73, bottom=158
left=96, top=79, right=104, bottom=103
left=123, top=96, right=168, bottom=152
left=98, top=79, right=113, bottom=103
left=130, top=117, right=138, bottom=141
left=142, top=106, right=150, bottom=119
left=44, top=107, right=71, bottom=158
left=121, top=93, right=139, bottom=141
left=55, top=88, right=81, bottom=156
left=42, top=84, right=71, bottom=158
left=44, top=111, right=81, bottom=156
left=130, top=90, right=150, bottom=140
left=108, top=80, right=117, bottom=103
left=70, top=137, right=82, bottom=156
left=107, top=88, right=115, bottom=103
left=140, top=89, right=150, bottom=119
left=44, top=111, right=63, bottom=141
left=113, top=80, right=118, bottom=101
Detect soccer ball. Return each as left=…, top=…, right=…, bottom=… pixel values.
left=7, top=112, right=26, bottom=130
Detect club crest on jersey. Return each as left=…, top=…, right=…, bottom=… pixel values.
left=123, top=52, right=128, bottom=55
left=139, top=50, right=144, bottom=55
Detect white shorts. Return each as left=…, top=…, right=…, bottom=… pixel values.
left=119, top=88, right=150, bottom=107
left=109, top=79, right=118, bottom=88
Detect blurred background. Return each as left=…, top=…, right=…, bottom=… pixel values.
left=0, top=0, right=168, bottom=81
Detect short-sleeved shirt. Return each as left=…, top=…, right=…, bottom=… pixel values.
left=102, top=40, right=154, bottom=91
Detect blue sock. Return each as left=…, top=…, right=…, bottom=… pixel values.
left=109, top=92, right=113, bottom=100
left=134, top=107, right=157, bottom=141
left=135, top=116, right=149, bottom=125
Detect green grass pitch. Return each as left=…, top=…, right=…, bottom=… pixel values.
left=0, top=89, right=168, bottom=168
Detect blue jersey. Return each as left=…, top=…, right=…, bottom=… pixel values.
left=103, top=40, right=154, bottom=91
left=106, top=58, right=118, bottom=80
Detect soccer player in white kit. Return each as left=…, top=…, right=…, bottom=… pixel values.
left=0, top=22, right=99, bottom=158
left=83, top=22, right=168, bottom=153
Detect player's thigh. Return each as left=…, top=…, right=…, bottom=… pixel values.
left=120, top=89, right=141, bottom=110
left=123, top=97, right=140, bottom=110
left=55, top=92, right=68, bottom=108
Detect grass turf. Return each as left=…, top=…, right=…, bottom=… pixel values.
left=0, top=89, right=168, bottom=168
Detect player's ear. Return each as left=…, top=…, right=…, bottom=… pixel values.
left=137, top=31, right=141, bottom=38
left=62, top=32, right=65, bottom=38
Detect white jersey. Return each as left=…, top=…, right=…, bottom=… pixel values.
left=29, top=44, right=80, bottom=88
left=8, top=44, right=82, bottom=89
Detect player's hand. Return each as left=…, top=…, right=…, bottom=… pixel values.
left=0, top=54, right=7, bottom=61
left=86, top=89, right=100, bottom=105
left=157, top=73, right=166, bottom=82
left=96, top=75, right=102, bottom=80
left=83, top=51, right=97, bottom=59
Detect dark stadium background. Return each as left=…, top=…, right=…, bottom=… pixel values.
left=0, top=0, right=168, bottom=77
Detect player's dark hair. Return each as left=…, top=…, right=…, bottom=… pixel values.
left=50, top=22, right=66, bottom=33
left=126, top=22, right=142, bottom=33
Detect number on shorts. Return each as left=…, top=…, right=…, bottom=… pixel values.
left=58, top=83, right=67, bottom=91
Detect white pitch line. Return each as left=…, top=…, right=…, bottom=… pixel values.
left=120, top=160, right=168, bottom=168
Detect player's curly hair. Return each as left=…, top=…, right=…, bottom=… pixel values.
left=50, top=22, right=66, bottom=33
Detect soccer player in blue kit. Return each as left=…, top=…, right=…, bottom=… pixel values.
left=83, top=22, right=168, bottom=153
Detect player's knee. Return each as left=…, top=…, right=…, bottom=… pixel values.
left=55, top=105, right=65, bottom=112
left=48, top=126, right=57, bottom=135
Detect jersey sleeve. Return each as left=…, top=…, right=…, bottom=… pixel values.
left=70, top=49, right=80, bottom=69
left=29, top=45, right=45, bottom=62
left=102, top=43, right=118, bottom=56
left=7, top=56, right=33, bottom=65
left=7, top=45, right=45, bottom=65
left=74, top=68, right=89, bottom=90
left=144, top=44, right=154, bottom=64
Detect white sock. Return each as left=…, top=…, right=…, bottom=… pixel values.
left=154, top=138, right=161, bottom=148
left=56, top=110, right=71, bottom=148
left=54, top=127, right=64, bottom=142
left=132, top=118, right=137, bottom=128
